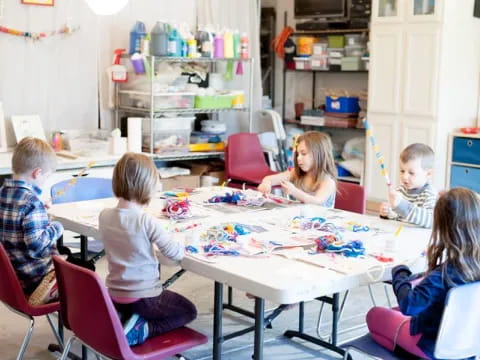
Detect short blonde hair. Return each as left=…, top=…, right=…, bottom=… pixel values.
left=400, top=143, right=435, bottom=170
left=112, top=153, right=158, bottom=205
left=12, top=137, right=57, bottom=175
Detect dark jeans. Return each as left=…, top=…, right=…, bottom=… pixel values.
left=114, top=290, right=197, bottom=338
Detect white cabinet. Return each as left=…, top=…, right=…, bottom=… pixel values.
left=366, top=0, right=480, bottom=201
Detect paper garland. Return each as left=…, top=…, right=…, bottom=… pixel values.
left=53, top=161, right=95, bottom=199
left=0, top=23, right=79, bottom=40
left=363, top=118, right=391, bottom=186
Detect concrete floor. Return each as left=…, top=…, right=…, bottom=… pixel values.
left=0, top=254, right=397, bottom=360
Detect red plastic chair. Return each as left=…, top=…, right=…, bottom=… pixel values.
left=225, top=133, right=277, bottom=188
left=52, top=256, right=208, bottom=360
left=335, top=181, right=366, bottom=214
left=316, top=182, right=367, bottom=339
left=0, top=244, right=63, bottom=359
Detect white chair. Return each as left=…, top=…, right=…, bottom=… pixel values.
left=342, top=281, right=480, bottom=359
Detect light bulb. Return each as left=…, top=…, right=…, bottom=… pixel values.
left=85, top=0, right=128, bottom=15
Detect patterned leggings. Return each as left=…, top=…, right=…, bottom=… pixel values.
left=114, top=290, right=197, bottom=338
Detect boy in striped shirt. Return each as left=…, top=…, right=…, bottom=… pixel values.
left=380, top=143, right=437, bottom=228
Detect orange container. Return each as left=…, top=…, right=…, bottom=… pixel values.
left=297, top=37, right=314, bottom=57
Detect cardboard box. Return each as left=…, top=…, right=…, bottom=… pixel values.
left=207, top=171, right=225, bottom=184
left=159, top=175, right=200, bottom=191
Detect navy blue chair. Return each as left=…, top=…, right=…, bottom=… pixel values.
left=51, top=177, right=113, bottom=263
left=342, top=281, right=480, bottom=359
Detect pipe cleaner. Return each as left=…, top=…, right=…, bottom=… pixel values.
left=162, top=199, right=192, bottom=220
left=314, top=236, right=365, bottom=258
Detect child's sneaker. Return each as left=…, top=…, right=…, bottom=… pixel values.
left=28, top=271, right=58, bottom=306
left=124, top=314, right=149, bottom=346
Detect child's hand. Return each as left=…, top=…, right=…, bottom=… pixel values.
left=258, top=180, right=271, bottom=194
left=43, top=198, right=52, bottom=210
left=388, top=189, right=402, bottom=208
left=379, top=202, right=391, bottom=217
left=280, top=180, right=296, bottom=196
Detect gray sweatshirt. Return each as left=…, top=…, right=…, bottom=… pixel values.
left=393, top=183, right=437, bottom=228
left=99, top=207, right=184, bottom=298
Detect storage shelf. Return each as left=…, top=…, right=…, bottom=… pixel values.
left=151, top=151, right=224, bottom=162
left=120, top=54, right=253, bottom=62
left=118, top=106, right=249, bottom=115
left=285, top=119, right=365, bottom=130
left=292, top=28, right=369, bottom=36
left=450, top=162, right=480, bottom=169
left=286, top=69, right=368, bottom=73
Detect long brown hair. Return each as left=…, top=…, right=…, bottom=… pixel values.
left=292, top=131, right=337, bottom=192
left=427, top=188, right=480, bottom=285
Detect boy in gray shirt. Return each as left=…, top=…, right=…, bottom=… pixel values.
left=380, top=143, right=437, bottom=228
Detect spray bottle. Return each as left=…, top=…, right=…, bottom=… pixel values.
left=111, top=49, right=128, bottom=82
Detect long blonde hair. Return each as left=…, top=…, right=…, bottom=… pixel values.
left=427, top=188, right=480, bottom=285
left=292, top=131, right=337, bottom=192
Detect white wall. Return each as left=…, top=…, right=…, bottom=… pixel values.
left=0, top=0, right=264, bottom=148
left=0, top=0, right=99, bottom=146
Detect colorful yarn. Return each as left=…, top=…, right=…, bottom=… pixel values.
left=0, top=23, right=79, bottom=40
left=345, top=222, right=370, bottom=232
left=207, top=191, right=266, bottom=207
left=162, top=199, right=192, bottom=220
left=53, top=161, right=95, bottom=199
left=291, top=216, right=326, bottom=230
left=314, top=236, right=365, bottom=258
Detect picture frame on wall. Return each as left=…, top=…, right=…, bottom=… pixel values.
left=21, top=0, right=54, bottom=6
left=0, top=102, right=8, bottom=152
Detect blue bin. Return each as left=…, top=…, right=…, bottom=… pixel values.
left=326, top=96, right=360, bottom=113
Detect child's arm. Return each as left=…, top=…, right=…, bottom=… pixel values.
left=281, top=177, right=336, bottom=205
left=391, top=265, right=444, bottom=316
left=22, top=201, right=63, bottom=257
left=258, top=170, right=291, bottom=194
left=391, top=187, right=436, bottom=228
left=145, top=214, right=184, bottom=261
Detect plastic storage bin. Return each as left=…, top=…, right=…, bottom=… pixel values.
left=345, top=34, right=362, bottom=46
left=345, top=45, right=365, bottom=57
left=311, top=56, right=329, bottom=70
left=194, top=95, right=234, bottom=109
left=293, top=57, right=311, bottom=70
left=120, top=91, right=195, bottom=111
left=326, top=96, right=360, bottom=113
left=142, top=117, right=193, bottom=153
left=341, top=57, right=363, bottom=71
left=328, top=35, right=345, bottom=48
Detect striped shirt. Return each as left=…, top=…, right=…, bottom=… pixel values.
left=0, top=179, right=63, bottom=294
left=393, top=183, right=437, bottom=228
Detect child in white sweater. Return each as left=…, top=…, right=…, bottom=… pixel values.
left=99, top=153, right=196, bottom=346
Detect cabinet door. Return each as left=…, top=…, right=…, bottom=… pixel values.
left=368, top=26, right=403, bottom=114
left=402, top=24, right=440, bottom=117
left=400, top=118, right=436, bottom=150
left=364, top=115, right=400, bottom=200
left=372, top=0, right=405, bottom=23
left=407, top=0, right=442, bottom=22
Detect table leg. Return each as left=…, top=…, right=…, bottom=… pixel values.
left=253, top=297, right=265, bottom=360
left=298, top=301, right=305, bottom=332
left=332, top=293, right=339, bottom=346
left=80, top=235, right=88, bottom=262
left=213, top=282, right=224, bottom=360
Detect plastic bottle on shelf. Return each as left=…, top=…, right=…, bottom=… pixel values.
left=214, top=31, right=224, bottom=58
left=129, top=21, right=146, bottom=55
left=150, top=22, right=169, bottom=56
left=240, top=32, right=249, bottom=59
left=168, top=26, right=181, bottom=57
left=233, top=30, right=241, bottom=58
left=223, top=29, right=234, bottom=58
left=198, top=28, right=213, bottom=58
left=142, top=34, right=150, bottom=56
left=187, top=37, right=198, bottom=58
